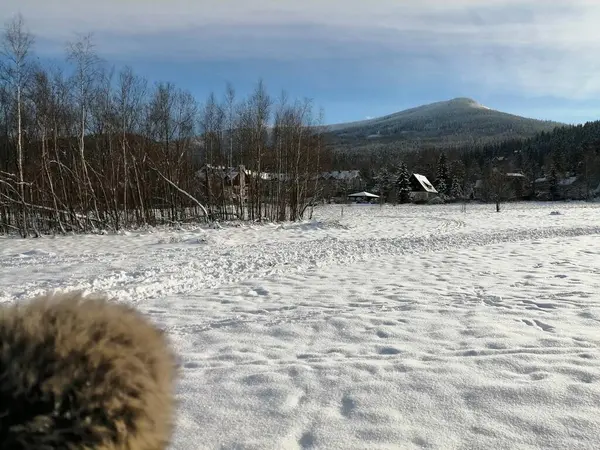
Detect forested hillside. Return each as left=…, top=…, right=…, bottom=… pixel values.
left=326, top=97, right=562, bottom=154
left=356, top=120, right=600, bottom=203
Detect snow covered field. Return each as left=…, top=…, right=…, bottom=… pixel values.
left=2, top=202, right=600, bottom=449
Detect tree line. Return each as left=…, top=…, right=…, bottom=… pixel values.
left=4, top=15, right=599, bottom=236
left=346, top=119, right=600, bottom=205
left=0, top=15, right=331, bottom=236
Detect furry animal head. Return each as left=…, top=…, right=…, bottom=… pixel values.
left=0, top=291, right=178, bottom=450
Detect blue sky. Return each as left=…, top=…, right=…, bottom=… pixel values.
left=3, top=0, right=600, bottom=125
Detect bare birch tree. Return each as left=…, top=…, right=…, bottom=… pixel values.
left=115, top=66, right=147, bottom=226
left=1, top=13, right=34, bottom=236
left=0, top=14, right=332, bottom=236
left=248, top=80, right=270, bottom=221
left=67, top=33, right=101, bottom=224
left=223, top=82, right=236, bottom=168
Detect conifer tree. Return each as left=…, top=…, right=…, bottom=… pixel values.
left=396, top=162, right=412, bottom=203
left=435, top=152, right=450, bottom=195
left=374, top=168, right=393, bottom=202
left=548, top=166, right=559, bottom=200
left=450, top=176, right=463, bottom=199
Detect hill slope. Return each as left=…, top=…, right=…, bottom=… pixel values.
left=325, top=97, right=563, bottom=153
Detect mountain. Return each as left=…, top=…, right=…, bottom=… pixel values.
left=325, top=97, right=564, bottom=154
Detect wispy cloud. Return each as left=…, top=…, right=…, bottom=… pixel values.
left=3, top=0, right=600, bottom=100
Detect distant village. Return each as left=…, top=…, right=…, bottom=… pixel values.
left=196, top=162, right=600, bottom=206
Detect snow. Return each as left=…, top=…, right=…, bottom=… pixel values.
left=323, top=170, right=362, bottom=181
left=348, top=191, right=380, bottom=198
left=413, top=173, right=438, bottom=193
left=535, top=176, right=578, bottom=186
left=559, top=176, right=578, bottom=186
left=2, top=202, right=600, bottom=449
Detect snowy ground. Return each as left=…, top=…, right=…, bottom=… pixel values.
left=2, top=202, right=600, bottom=449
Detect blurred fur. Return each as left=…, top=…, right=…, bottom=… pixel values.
left=0, top=291, right=178, bottom=450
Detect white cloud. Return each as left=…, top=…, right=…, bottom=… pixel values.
left=2, top=0, right=600, bottom=99
left=2, top=0, right=598, bottom=45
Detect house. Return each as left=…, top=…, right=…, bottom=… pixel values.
left=197, top=165, right=342, bottom=202
left=504, top=173, right=530, bottom=199
left=474, top=172, right=531, bottom=201
left=534, top=174, right=595, bottom=200
left=473, top=179, right=484, bottom=199
left=320, top=170, right=364, bottom=199
left=347, top=191, right=380, bottom=204
left=196, top=165, right=249, bottom=201
left=410, top=173, right=438, bottom=202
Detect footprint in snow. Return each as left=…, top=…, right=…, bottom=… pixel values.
left=378, top=346, right=402, bottom=355
left=248, top=287, right=269, bottom=296
left=522, top=318, right=554, bottom=332
left=299, top=431, right=316, bottom=449
left=341, top=394, right=357, bottom=418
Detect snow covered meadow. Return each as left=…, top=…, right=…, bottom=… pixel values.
left=2, top=202, right=600, bottom=449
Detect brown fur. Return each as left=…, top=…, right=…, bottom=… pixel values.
left=0, top=291, right=178, bottom=450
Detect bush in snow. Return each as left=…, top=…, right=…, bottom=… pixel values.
left=428, top=196, right=445, bottom=205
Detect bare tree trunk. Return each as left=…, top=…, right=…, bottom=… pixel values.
left=2, top=14, right=34, bottom=236
left=41, top=127, right=65, bottom=233
left=130, top=152, right=147, bottom=225
left=68, top=33, right=101, bottom=227
left=151, top=162, right=209, bottom=219
left=16, top=84, right=27, bottom=235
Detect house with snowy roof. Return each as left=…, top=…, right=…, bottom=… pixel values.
left=534, top=174, right=598, bottom=200
left=474, top=171, right=531, bottom=201
left=320, top=170, right=365, bottom=199
left=410, top=173, right=438, bottom=202
left=195, top=164, right=247, bottom=201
